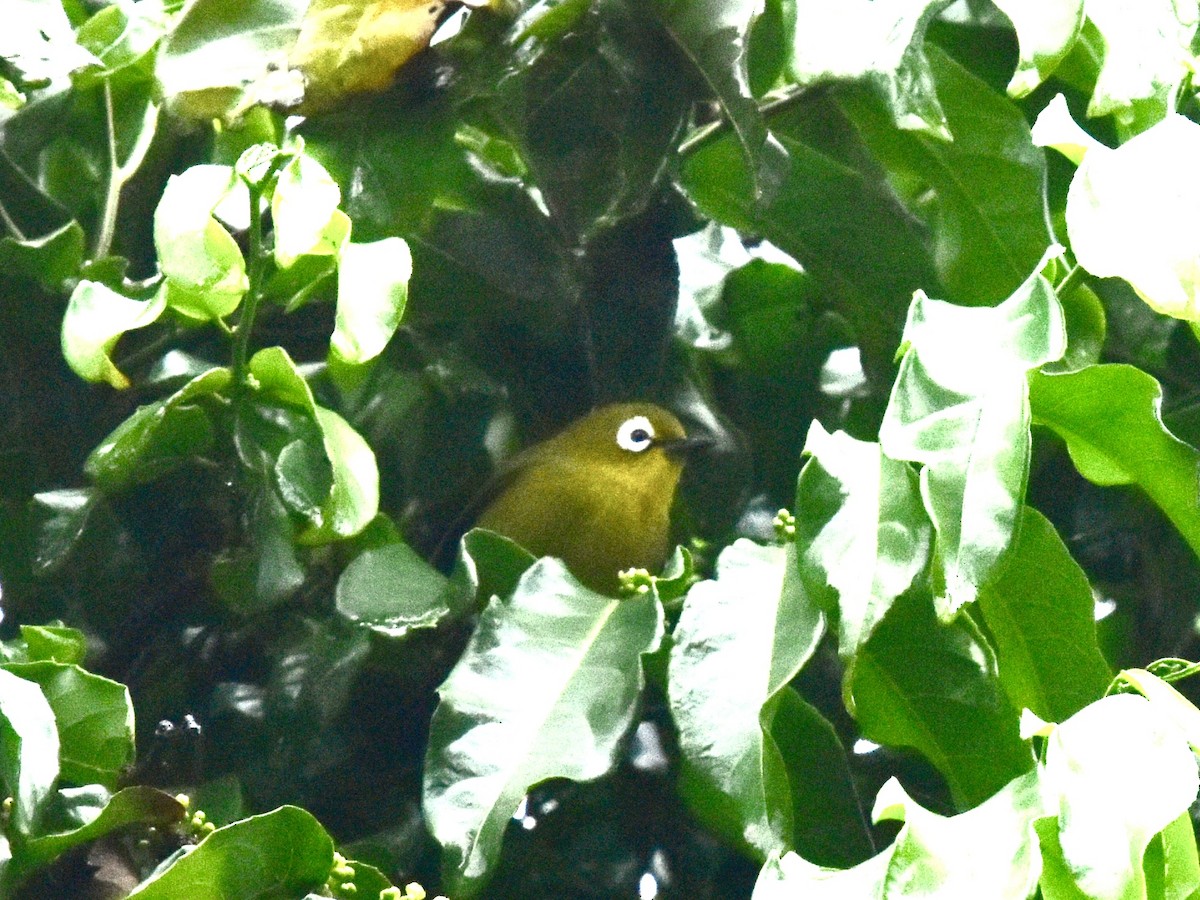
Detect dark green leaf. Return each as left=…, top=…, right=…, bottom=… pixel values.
left=653, top=0, right=789, bottom=204
left=210, top=487, right=305, bottom=615
left=839, top=46, right=1053, bottom=306
left=85, top=367, right=230, bottom=493
left=851, top=589, right=1032, bottom=807
left=29, top=488, right=96, bottom=575
left=126, top=805, right=335, bottom=899
left=679, top=96, right=938, bottom=384
left=0, top=221, right=85, bottom=291
left=424, top=558, right=663, bottom=895
left=336, top=541, right=451, bottom=637
left=17, top=625, right=86, bottom=666
left=977, top=506, right=1111, bottom=723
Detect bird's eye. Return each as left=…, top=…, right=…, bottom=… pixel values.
left=616, top=416, right=656, bottom=453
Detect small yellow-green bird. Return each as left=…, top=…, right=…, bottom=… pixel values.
left=475, top=402, right=708, bottom=595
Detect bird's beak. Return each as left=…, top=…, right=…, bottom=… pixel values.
left=663, top=434, right=715, bottom=460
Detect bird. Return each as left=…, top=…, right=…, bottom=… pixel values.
left=473, top=402, right=709, bottom=595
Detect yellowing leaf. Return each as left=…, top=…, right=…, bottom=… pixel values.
left=289, top=0, right=446, bottom=113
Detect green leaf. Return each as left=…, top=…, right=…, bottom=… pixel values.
left=1143, top=812, right=1200, bottom=900
left=331, top=237, right=411, bottom=365
left=679, top=98, right=938, bottom=383
left=768, top=687, right=873, bottom=868
left=668, top=539, right=825, bottom=857
left=85, top=367, right=231, bottom=493
left=271, top=150, right=351, bottom=268
left=0, top=221, right=85, bottom=291
left=754, top=770, right=1045, bottom=899
left=880, top=261, right=1066, bottom=612
left=840, top=47, right=1054, bottom=306
left=60, top=280, right=166, bottom=388
left=992, top=0, right=1084, bottom=97
left=1042, top=694, right=1199, bottom=900
left=126, top=805, right=335, bottom=899
left=423, top=558, right=663, bottom=895
left=248, top=347, right=379, bottom=540
left=28, top=488, right=97, bottom=575
left=156, top=0, right=306, bottom=120
left=74, top=1, right=168, bottom=83
left=452, top=528, right=538, bottom=615
left=335, top=541, right=451, bottom=637
left=977, top=506, right=1111, bottom=723
left=2, top=662, right=133, bottom=789
left=652, top=0, right=789, bottom=203
left=0, top=668, right=59, bottom=835
left=787, top=0, right=950, bottom=139
left=19, top=787, right=184, bottom=875
left=851, top=589, right=1032, bottom=807
left=795, top=422, right=931, bottom=673
left=0, top=0, right=98, bottom=88
left=1037, top=110, right=1200, bottom=321
left=17, top=625, right=86, bottom=666
left=210, top=486, right=305, bottom=615
left=1086, top=0, right=1197, bottom=129
left=154, top=165, right=250, bottom=321
left=1029, top=364, right=1200, bottom=564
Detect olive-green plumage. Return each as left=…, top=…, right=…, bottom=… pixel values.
left=476, top=403, right=701, bottom=595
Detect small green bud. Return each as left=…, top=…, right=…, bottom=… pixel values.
left=773, top=508, right=796, bottom=543
left=618, top=567, right=654, bottom=597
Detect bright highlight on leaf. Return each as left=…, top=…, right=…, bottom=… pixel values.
left=154, top=164, right=249, bottom=321
left=880, top=255, right=1066, bottom=612
left=789, top=0, right=950, bottom=139
left=992, top=0, right=1083, bottom=98
left=332, top=237, right=411, bottom=364
left=1035, top=103, right=1200, bottom=321
left=272, top=151, right=352, bottom=267
left=61, top=280, right=167, bottom=388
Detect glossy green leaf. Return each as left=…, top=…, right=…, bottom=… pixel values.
left=840, top=47, right=1053, bottom=306
left=331, top=237, right=411, bottom=365
left=992, top=0, right=1084, bottom=97
left=0, top=221, right=85, bottom=291
left=1043, top=694, right=1199, bottom=900
left=1086, top=0, right=1197, bottom=128
left=977, top=506, right=1111, bottom=723
left=74, top=1, right=168, bottom=82
left=754, top=770, right=1044, bottom=899
left=1117, top=669, right=1200, bottom=753
left=2, top=661, right=133, bottom=789
left=61, top=280, right=166, bottom=388
left=768, top=687, right=873, bottom=868
left=1029, top=364, right=1200, bottom=563
left=336, top=541, right=451, bottom=637
left=154, top=165, right=249, bottom=320
left=679, top=98, right=938, bottom=383
left=248, top=347, right=379, bottom=540
left=651, top=0, right=788, bottom=203
left=28, top=489, right=96, bottom=575
left=423, top=558, right=663, bottom=895
left=1143, top=811, right=1200, bottom=900
left=880, top=261, right=1066, bottom=611
left=85, top=367, right=231, bottom=493
left=271, top=150, right=351, bottom=268
left=452, top=528, right=538, bottom=616
left=795, top=422, right=930, bottom=673
left=17, top=625, right=86, bottom=666
left=157, top=0, right=306, bottom=120
left=0, top=668, right=59, bottom=835
left=851, top=589, right=1033, bottom=807
left=788, top=0, right=949, bottom=139
left=668, top=539, right=825, bottom=857
left=19, top=787, right=183, bottom=876
left=126, top=805, right=334, bottom=899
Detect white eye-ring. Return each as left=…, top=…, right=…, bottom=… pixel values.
left=616, top=416, right=655, bottom=453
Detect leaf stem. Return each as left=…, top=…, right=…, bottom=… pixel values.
left=677, top=84, right=823, bottom=158
left=231, top=188, right=268, bottom=389
left=93, top=81, right=121, bottom=260
left=1055, top=264, right=1087, bottom=301
left=0, top=197, right=26, bottom=241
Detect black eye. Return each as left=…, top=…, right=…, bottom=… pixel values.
left=630, top=428, right=650, bottom=443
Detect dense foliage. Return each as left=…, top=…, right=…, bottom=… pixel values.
left=5, top=0, right=1200, bottom=897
